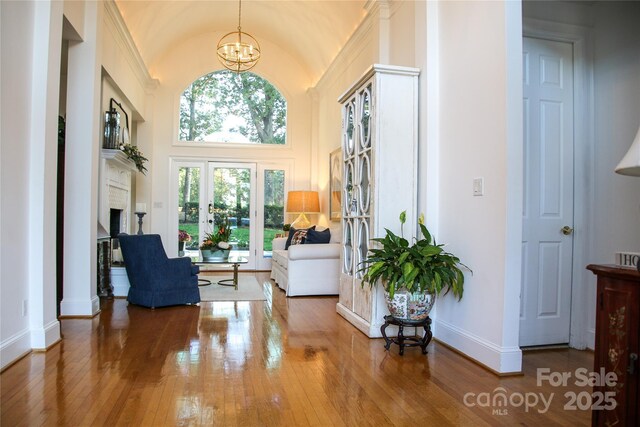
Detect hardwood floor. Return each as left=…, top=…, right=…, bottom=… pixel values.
left=2, top=273, right=593, bottom=426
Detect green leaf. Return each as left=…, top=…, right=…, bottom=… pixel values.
left=397, top=251, right=411, bottom=265
left=419, top=223, right=431, bottom=243
left=420, top=245, right=442, bottom=257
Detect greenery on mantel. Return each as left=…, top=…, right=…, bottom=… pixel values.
left=119, top=143, right=148, bottom=174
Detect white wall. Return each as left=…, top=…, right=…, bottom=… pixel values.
left=432, top=0, right=523, bottom=373
left=592, top=2, right=640, bottom=263
left=1, top=0, right=38, bottom=368
left=63, top=0, right=84, bottom=39
left=1, top=0, right=65, bottom=368
left=591, top=1, right=640, bottom=347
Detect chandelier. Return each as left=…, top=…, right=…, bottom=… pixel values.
left=217, top=0, right=261, bottom=73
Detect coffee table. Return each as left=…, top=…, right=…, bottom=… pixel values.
left=194, top=256, right=248, bottom=290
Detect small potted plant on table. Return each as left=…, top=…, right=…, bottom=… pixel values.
left=200, top=212, right=233, bottom=261
left=178, top=230, right=191, bottom=256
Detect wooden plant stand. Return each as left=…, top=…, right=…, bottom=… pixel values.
left=380, top=315, right=433, bottom=356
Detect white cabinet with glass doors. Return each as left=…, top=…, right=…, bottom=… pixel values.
left=337, top=65, right=419, bottom=337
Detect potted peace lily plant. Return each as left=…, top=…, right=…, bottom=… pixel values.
left=200, top=213, right=233, bottom=261
left=359, top=211, right=470, bottom=321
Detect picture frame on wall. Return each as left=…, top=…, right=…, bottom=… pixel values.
left=329, top=148, right=342, bottom=222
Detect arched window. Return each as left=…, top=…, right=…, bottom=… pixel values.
left=179, top=71, right=287, bottom=144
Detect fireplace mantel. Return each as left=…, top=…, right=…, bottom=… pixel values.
left=100, top=149, right=137, bottom=172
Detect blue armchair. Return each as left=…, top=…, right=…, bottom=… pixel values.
left=118, top=234, right=200, bottom=308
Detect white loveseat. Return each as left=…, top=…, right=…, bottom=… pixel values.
left=270, top=230, right=340, bottom=297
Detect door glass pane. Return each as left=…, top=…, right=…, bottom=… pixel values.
left=178, top=166, right=201, bottom=257
left=345, top=102, right=355, bottom=156
left=213, top=167, right=251, bottom=257
left=263, top=169, right=285, bottom=256
left=357, top=220, right=369, bottom=279
left=360, top=87, right=371, bottom=148
left=343, top=220, right=353, bottom=274
left=344, top=161, right=355, bottom=216
left=359, top=154, right=370, bottom=214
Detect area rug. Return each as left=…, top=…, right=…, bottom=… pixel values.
left=198, top=275, right=267, bottom=301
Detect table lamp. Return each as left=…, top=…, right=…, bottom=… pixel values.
left=286, top=191, right=320, bottom=229
left=615, top=125, right=640, bottom=177
left=615, top=125, right=640, bottom=271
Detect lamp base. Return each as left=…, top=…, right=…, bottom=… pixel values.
left=290, top=213, right=312, bottom=229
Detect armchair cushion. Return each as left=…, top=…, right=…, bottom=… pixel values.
left=118, top=233, right=200, bottom=308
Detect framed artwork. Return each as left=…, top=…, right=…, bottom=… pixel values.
left=329, top=148, right=342, bottom=222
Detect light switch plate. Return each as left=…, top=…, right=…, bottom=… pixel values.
left=473, top=177, right=484, bottom=196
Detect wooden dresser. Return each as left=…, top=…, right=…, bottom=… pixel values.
left=587, top=264, right=640, bottom=426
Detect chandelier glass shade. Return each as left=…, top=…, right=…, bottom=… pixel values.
left=217, top=0, right=261, bottom=72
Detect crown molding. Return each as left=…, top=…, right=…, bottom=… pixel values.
left=313, top=4, right=375, bottom=90
left=103, top=0, right=154, bottom=91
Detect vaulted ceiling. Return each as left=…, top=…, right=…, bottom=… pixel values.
left=115, top=0, right=368, bottom=81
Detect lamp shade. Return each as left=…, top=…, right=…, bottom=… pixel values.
left=615, top=126, right=640, bottom=177
left=286, top=191, right=320, bottom=213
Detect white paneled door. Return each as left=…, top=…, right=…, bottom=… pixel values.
left=520, top=37, right=575, bottom=347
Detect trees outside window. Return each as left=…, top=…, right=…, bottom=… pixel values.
left=179, top=71, right=286, bottom=144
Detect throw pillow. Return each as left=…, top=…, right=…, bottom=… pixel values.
left=285, top=226, right=315, bottom=250
left=290, top=229, right=309, bottom=246
left=305, top=228, right=331, bottom=244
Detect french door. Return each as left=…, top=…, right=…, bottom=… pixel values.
left=173, top=160, right=287, bottom=270
left=207, top=162, right=257, bottom=268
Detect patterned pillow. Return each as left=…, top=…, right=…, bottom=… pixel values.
left=285, top=226, right=315, bottom=249
left=290, top=229, right=309, bottom=246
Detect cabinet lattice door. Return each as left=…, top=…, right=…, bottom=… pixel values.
left=336, top=64, right=419, bottom=337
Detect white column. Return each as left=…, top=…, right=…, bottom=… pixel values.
left=28, top=0, right=63, bottom=348
left=60, top=1, right=102, bottom=316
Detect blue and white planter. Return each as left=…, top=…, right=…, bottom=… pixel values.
left=384, top=288, right=436, bottom=321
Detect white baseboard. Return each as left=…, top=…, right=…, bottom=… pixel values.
left=434, top=318, right=522, bottom=374
left=1, top=329, right=31, bottom=370
left=586, top=328, right=595, bottom=350
left=336, top=303, right=404, bottom=339
left=60, top=296, right=100, bottom=316
left=30, top=320, right=61, bottom=349
left=337, top=303, right=376, bottom=336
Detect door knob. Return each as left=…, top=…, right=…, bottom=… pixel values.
left=561, top=226, right=573, bottom=235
